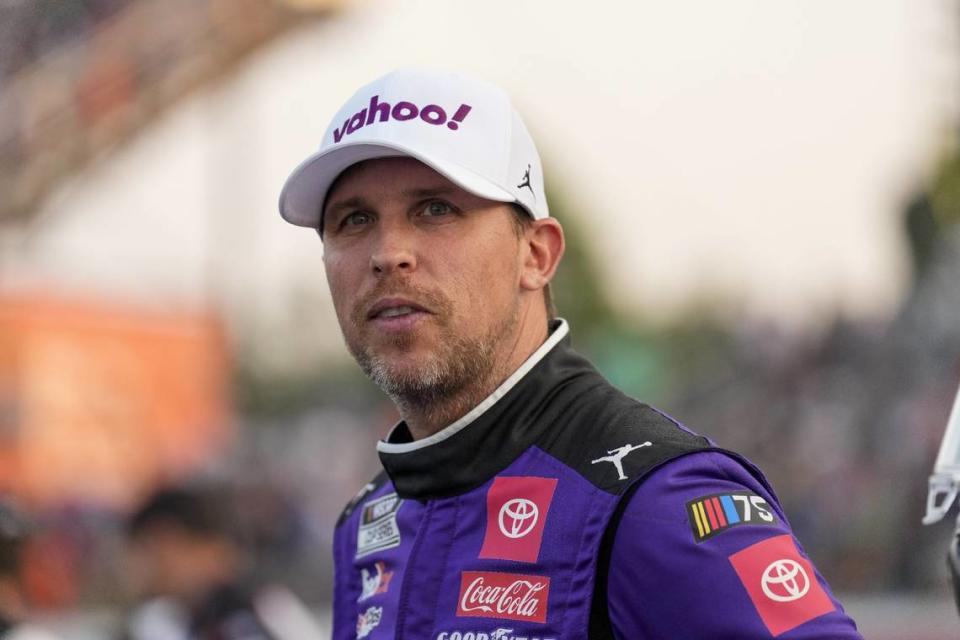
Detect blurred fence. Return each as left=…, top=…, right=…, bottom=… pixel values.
left=0, top=0, right=333, bottom=226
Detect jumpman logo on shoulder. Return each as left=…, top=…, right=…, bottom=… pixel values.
left=591, top=441, right=653, bottom=481
left=517, top=164, right=535, bottom=197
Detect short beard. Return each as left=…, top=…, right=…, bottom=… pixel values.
left=349, top=297, right=520, bottom=422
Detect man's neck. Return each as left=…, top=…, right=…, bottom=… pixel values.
left=400, top=318, right=550, bottom=441
left=398, top=379, right=499, bottom=442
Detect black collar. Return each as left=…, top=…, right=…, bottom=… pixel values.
left=377, top=320, right=602, bottom=500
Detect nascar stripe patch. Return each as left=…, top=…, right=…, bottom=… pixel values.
left=686, top=491, right=776, bottom=543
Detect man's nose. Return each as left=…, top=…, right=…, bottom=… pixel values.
left=370, top=230, right=418, bottom=275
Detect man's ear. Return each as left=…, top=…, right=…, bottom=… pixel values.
left=519, top=218, right=565, bottom=292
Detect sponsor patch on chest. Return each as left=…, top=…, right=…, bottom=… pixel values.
left=479, top=476, right=557, bottom=563
left=356, top=605, right=383, bottom=638
left=357, top=492, right=403, bottom=558
left=435, top=629, right=556, bottom=640
left=358, top=561, right=393, bottom=602
left=457, top=571, right=550, bottom=624
left=686, top=491, right=776, bottom=542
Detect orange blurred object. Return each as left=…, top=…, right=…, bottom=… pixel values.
left=19, top=530, right=80, bottom=609
left=0, top=293, right=231, bottom=508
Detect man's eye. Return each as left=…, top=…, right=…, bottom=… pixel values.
left=422, top=201, right=453, bottom=217
left=341, top=211, right=373, bottom=227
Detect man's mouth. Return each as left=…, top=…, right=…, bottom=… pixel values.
left=366, top=298, right=432, bottom=324
left=374, top=306, right=419, bottom=319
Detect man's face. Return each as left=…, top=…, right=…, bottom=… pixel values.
left=322, top=157, right=525, bottom=405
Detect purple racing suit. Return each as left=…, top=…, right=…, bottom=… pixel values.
left=332, top=320, right=863, bottom=639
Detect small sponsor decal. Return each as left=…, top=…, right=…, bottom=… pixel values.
left=357, top=493, right=403, bottom=559
left=359, top=561, right=394, bottom=602
left=435, top=629, right=556, bottom=640
left=686, top=491, right=776, bottom=542
left=457, top=571, right=550, bottom=624
left=479, top=477, right=557, bottom=563
left=356, top=605, right=383, bottom=639
left=728, top=535, right=835, bottom=636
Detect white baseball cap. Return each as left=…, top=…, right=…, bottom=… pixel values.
left=278, top=67, right=549, bottom=235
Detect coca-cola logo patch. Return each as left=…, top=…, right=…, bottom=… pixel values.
left=479, top=477, right=557, bottom=563
left=457, top=571, right=550, bottom=624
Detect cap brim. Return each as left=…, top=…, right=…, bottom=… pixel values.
left=279, top=140, right=517, bottom=229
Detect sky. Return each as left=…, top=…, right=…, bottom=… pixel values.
left=278, top=0, right=957, bottom=326
left=4, top=0, right=958, bottom=363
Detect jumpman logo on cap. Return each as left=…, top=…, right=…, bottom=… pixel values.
left=517, top=164, right=534, bottom=197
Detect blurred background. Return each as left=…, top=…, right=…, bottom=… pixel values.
left=0, top=0, right=959, bottom=637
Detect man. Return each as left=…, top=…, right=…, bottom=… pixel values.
left=120, top=486, right=320, bottom=640
left=279, top=68, right=862, bottom=639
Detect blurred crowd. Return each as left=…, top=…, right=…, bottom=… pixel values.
left=0, top=482, right=327, bottom=638
left=670, top=225, right=960, bottom=593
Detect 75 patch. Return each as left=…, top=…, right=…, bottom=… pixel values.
left=686, top=491, right=776, bottom=543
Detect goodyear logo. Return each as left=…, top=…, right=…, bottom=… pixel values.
left=686, top=491, right=776, bottom=543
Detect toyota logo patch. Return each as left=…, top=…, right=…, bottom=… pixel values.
left=761, top=559, right=810, bottom=602
left=498, top=498, right=539, bottom=539
left=728, top=534, right=836, bottom=636
left=479, top=476, right=557, bottom=563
